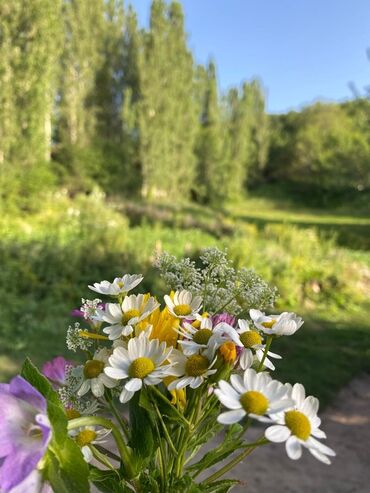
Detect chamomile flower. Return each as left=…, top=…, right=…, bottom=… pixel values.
left=236, top=319, right=281, bottom=370
left=88, top=274, right=143, bottom=296
left=215, top=369, right=293, bottom=425
left=70, top=426, right=111, bottom=463
left=250, top=309, right=303, bottom=336
left=77, top=348, right=118, bottom=398
left=167, top=347, right=217, bottom=390
left=164, top=290, right=202, bottom=320
left=102, top=294, right=159, bottom=340
left=176, top=317, right=214, bottom=355
left=104, top=331, right=175, bottom=403
left=265, top=383, right=336, bottom=464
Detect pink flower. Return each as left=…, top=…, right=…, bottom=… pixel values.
left=42, top=356, right=74, bottom=388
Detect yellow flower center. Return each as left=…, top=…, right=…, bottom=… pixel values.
left=218, top=341, right=237, bottom=364
left=192, top=328, right=213, bottom=345
left=174, top=304, right=193, bottom=316
left=261, top=319, right=276, bottom=329
left=129, top=357, right=155, bottom=379
left=122, top=309, right=141, bottom=324
left=83, top=359, right=105, bottom=379
left=239, top=331, right=262, bottom=348
left=76, top=429, right=97, bottom=447
left=285, top=410, right=311, bottom=441
left=239, top=391, right=269, bottom=415
left=192, top=312, right=209, bottom=329
left=185, top=355, right=209, bottom=376
left=117, top=281, right=124, bottom=288
left=65, top=408, right=81, bottom=420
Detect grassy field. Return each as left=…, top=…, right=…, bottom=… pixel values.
left=1, top=189, right=369, bottom=407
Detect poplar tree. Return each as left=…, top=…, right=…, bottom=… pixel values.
left=196, top=60, right=225, bottom=204
left=57, top=0, right=104, bottom=148
left=94, top=0, right=125, bottom=141
left=138, top=0, right=197, bottom=199
left=0, top=0, right=62, bottom=205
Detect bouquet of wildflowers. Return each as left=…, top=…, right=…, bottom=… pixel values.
left=0, top=249, right=335, bottom=493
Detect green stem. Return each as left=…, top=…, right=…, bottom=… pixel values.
left=151, top=393, right=178, bottom=454
left=203, top=438, right=269, bottom=484
left=257, top=336, right=273, bottom=372
left=106, top=392, right=130, bottom=440
left=67, top=416, right=135, bottom=479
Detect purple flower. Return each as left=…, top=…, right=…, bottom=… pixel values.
left=42, top=356, right=73, bottom=388
left=7, top=470, right=52, bottom=493
left=212, top=313, right=236, bottom=327
left=71, top=308, right=84, bottom=318
left=0, top=376, right=52, bottom=493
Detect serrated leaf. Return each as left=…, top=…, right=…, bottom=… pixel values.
left=21, top=357, right=59, bottom=404
left=55, top=436, right=91, bottom=493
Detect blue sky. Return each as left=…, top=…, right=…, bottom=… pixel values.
left=129, top=0, right=370, bottom=113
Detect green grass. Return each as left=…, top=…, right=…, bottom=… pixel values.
left=1, top=188, right=370, bottom=407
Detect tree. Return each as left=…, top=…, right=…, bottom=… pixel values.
left=196, top=60, right=225, bottom=204
left=0, top=0, right=62, bottom=208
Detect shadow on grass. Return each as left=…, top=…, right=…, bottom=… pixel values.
left=232, top=213, right=370, bottom=251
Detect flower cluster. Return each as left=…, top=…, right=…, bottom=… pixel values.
left=0, top=249, right=335, bottom=493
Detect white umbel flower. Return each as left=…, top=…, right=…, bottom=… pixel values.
left=250, top=309, right=304, bottom=336
left=102, top=294, right=159, bottom=340
left=265, top=383, right=336, bottom=464
left=70, top=426, right=111, bottom=463
left=88, top=274, right=143, bottom=296
left=104, top=331, right=175, bottom=403
left=167, top=347, right=217, bottom=390
left=77, top=348, right=118, bottom=398
left=236, top=319, right=282, bottom=370
left=164, top=290, right=202, bottom=320
left=215, top=369, right=293, bottom=425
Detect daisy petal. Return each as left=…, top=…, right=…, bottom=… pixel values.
left=265, top=425, right=291, bottom=443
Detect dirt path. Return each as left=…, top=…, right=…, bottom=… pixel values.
left=204, top=373, right=370, bottom=493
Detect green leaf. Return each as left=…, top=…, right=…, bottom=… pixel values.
left=149, top=385, right=189, bottom=427
left=21, top=357, right=59, bottom=404
left=89, top=466, right=126, bottom=493
left=129, top=391, right=155, bottom=461
left=188, top=425, right=243, bottom=474
left=21, top=359, right=90, bottom=492
left=202, top=479, right=239, bottom=493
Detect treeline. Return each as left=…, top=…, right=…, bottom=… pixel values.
left=1, top=0, right=369, bottom=210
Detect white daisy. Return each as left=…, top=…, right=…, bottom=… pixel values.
left=167, top=347, right=217, bottom=390
left=177, top=320, right=211, bottom=355
left=101, top=294, right=159, bottom=340
left=236, top=319, right=282, bottom=370
left=104, top=331, right=175, bottom=403
left=215, top=368, right=293, bottom=425
left=265, top=383, right=336, bottom=464
left=70, top=426, right=111, bottom=462
left=250, top=309, right=304, bottom=336
left=77, top=348, right=118, bottom=398
left=164, top=290, right=202, bottom=320
left=88, top=274, right=143, bottom=296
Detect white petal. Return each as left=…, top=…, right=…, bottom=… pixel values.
left=104, top=367, right=128, bottom=380
left=307, top=437, right=336, bottom=457
left=125, top=378, right=143, bottom=391
left=308, top=446, right=332, bottom=464
left=286, top=436, right=302, bottom=460
left=239, top=350, right=253, bottom=370
left=77, top=380, right=90, bottom=397
left=218, top=409, right=246, bottom=425
left=265, top=425, right=291, bottom=443
left=119, top=387, right=135, bottom=403
left=91, top=378, right=104, bottom=397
